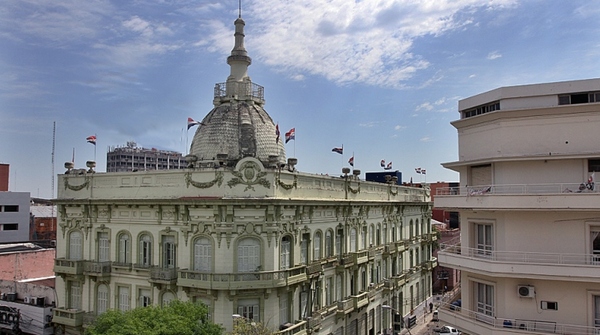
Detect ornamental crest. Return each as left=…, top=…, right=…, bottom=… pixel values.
left=228, top=158, right=270, bottom=191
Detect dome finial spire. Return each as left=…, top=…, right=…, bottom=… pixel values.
left=227, top=2, right=251, bottom=82
left=238, top=0, right=242, bottom=18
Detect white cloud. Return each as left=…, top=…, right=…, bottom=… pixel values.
left=233, top=0, right=518, bottom=88
left=417, top=102, right=434, bottom=111
left=394, top=125, right=406, bottom=131
left=487, top=51, right=502, bottom=60
left=420, top=136, right=432, bottom=142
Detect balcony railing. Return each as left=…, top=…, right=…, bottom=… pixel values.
left=306, top=262, right=323, bottom=276
left=352, top=291, right=369, bottom=309
left=84, top=261, right=112, bottom=277
left=338, top=254, right=355, bottom=267
left=440, top=302, right=600, bottom=335
left=149, top=267, right=178, bottom=284
left=53, top=307, right=84, bottom=327
left=351, top=250, right=369, bottom=265
left=440, top=244, right=600, bottom=267
left=274, top=320, right=307, bottom=335
left=437, top=182, right=600, bottom=196
left=54, top=258, right=84, bottom=275
left=337, top=298, right=354, bottom=315
left=213, top=82, right=265, bottom=104
left=178, top=266, right=307, bottom=290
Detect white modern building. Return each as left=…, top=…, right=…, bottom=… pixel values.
left=435, top=78, right=600, bottom=335
left=0, top=191, right=30, bottom=243
left=52, top=11, right=436, bottom=335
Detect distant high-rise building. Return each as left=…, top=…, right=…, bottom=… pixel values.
left=106, top=141, right=184, bottom=172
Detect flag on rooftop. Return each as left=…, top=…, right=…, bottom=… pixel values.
left=332, top=146, right=343, bottom=155
left=187, top=117, right=203, bottom=129
left=285, top=128, right=295, bottom=143
left=86, top=135, right=96, bottom=145
left=380, top=160, right=386, bottom=167
left=385, top=162, right=392, bottom=170
left=421, top=169, right=426, bottom=175
left=415, top=167, right=422, bottom=174
left=348, top=156, right=354, bottom=167
left=276, top=124, right=280, bottom=143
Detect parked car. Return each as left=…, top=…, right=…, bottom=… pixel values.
left=434, top=325, right=462, bottom=335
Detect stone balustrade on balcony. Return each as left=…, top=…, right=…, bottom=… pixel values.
left=54, top=258, right=84, bottom=276
left=178, top=265, right=307, bottom=290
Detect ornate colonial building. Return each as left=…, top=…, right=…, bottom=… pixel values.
left=52, top=11, right=435, bottom=335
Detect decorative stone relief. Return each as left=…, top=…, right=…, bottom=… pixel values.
left=227, top=159, right=270, bottom=191
left=185, top=170, right=224, bottom=189
left=64, top=176, right=90, bottom=191
left=277, top=174, right=297, bottom=190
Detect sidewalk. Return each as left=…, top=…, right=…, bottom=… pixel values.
left=399, top=295, right=443, bottom=335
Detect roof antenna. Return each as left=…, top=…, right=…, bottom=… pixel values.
left=238, top=0, right=242, bottom=18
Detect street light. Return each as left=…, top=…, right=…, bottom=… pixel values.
left=382, top=305, right=412, bottom=335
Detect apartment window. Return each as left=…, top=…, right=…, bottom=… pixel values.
left=69, top=230, right=83, bottom=260
left=238, top=238, right=260, bottom=272
left=3, top=205, right=18, bottom=212
left=325, top=230, right=333, bottom=258
left=118, top=233, right=131, bottom=264
left=476, top=282, right=494, bottom=317
left=314, top=231, right=322, bottom=260
left=326, top=276, right=334, bottom=305
left=470, top=164, right=492, bottom=187
left=118, top=286, right=130, bottom=311
left=280, top=293, right=289, bottom=325
left=589, top=159, right=600, bottom=172
left=594, top=295, right=600, bottom=329
left=97, top=284, right=109, bottom=314
left=69, top=281, right=82, bottom=310
left=139, top=288, right=152, bottom=307
left=336, top=274, right=343, bottom=301
left=162, top=235, right=176, bottom=269
left=281, top=236, right=291, bottom=270
left=383, top=224, right=388, bottom=244
left=300, top=233, right=309, bottom=264
left=362, top=227, right=367, bottom=249
left=238, top=299, right=260, bottom=321
left=138, top=233, right=153, bottom=267
left=336, top=229, right=343, bottom=255
left=98, top=232, right=110, bottom=262
left=475, top=223, right=494, bottom=257
left=193, top=237, right=212, bottom=272
left=369, top=225, right=374, bottom=246
left=350, top=228, right=357, bottom=252
left=1, top=224, right=18, bottom=231
left=376, top=225, right=381, bottom=245
left=300, top=291, right=308, bottom=319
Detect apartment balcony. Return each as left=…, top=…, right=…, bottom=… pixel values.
left=436, top=183, right=600, bottom=211
left=338, top=254, right=355, bottom=268
left=274, top=320, right=308, bottom=335
left=351, top=250, right=369, bottom=265
left=352, top=291, right=369, bottom=309
left=395, top=241, right=408, bottom=253
left=53, top=307, right=84, bottom=327
left=438, top=245, right=600, bottom=281
left=383, top=278, right=395, bottom=292
left=422, top=258, right=438, bottom=271
left=54, top=258, right=84, bottom=276
left=83, top=261, right=111, bottom=278
left=306, top=312, right=322, bottom=331
left=306, top=261, right=323, bottom=277
left=392, top=271, right=408, bottom=286
left=149, top=267, right=178, bottom=285
left=112, top=261, right=132, bottom=270
left=439, top=302, right=599, bottom=335
left=336, top=297, right=354, bottom=315
left=178, top=265, right=307, bottom=291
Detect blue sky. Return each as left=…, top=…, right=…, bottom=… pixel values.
left=1, top=0, right=599, bottom=198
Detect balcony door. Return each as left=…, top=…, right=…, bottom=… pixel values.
left=475, top=223, right=493, bottom=257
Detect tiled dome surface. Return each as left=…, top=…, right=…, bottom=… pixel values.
left=189, top=102, right=286, bottom=165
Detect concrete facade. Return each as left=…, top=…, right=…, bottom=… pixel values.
left=435, top=78, right=600, bottom=335
left=0, top=192, right=30, bottom=243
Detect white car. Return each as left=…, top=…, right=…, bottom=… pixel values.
left=435, top=325, right=462, bottom=335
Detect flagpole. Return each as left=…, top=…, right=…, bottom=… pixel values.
left=94, top=133, right=97, bottom=162
left=294, top=129, right=296, bottom=157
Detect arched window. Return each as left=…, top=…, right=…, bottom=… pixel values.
left=314, top=231, right=322, bottom=260
left=281, top=236, right=291, bottom=270
left=162, top=235, right=176, bottom=269
left=97, top=284, right=109, bottom=314
left=369, top=225, right=374, bottom=246
left=376, top=225, right=381, bottom=246
left=383, top=224, right=388, bottom=244
left=238, top=238, right=260, bottom=272
left=193, top=237, right=212, bottom=272
left=97, top=232, right=110, bottom=262
left=325, top=230, right=333, bottom=258
left=118, top=232, right=131, bottom=264
left=68, top=230, right=83, bottom=260
left=350, top=228, right=357, bottom=252
left=138, top=233, right=153, bottom=267
left=161, top=291, right=175, bottom=307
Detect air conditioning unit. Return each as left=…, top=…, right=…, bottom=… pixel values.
left=30, top=297, right=38, bottom=306
left=23, top=296, right=30, bottom=304
left=0, top=293, right=5, bottom=301
left=518, top=285, right=535, bottom=298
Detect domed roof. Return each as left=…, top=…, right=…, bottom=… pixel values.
left=189, top=102, right=285, bottom=166
left=188, top=14, right=286, bottom=167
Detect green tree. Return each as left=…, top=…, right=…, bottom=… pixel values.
left=85, top=300, right=223, bottom=335
left=229, top=317, right=275, bottom=335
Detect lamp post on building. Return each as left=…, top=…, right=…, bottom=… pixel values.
left=382, top=305, right=412, bottom=335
